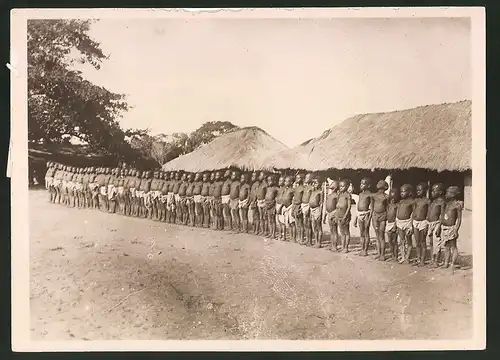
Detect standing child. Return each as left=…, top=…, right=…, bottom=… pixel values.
left=372, top=180, right=389, bottom=261
left=441, top=186, right=463, bottom=271
left=291, top=174, right=305, bottom=243
left=324, top=180, right=339, bottom=251
left=308, top=175, right=324, bottom=248
left=264, top=175, right=279, bottom=239
left=427, top=183, right=446, bottom=267
left=386, top=188, right=399, bottom=261
left=193, top=173, right=204, bottom=227
left=249, top=172, right=259, bottom=233
left=355, top=178, right=373, bottom=256
left=212, top=172, right=224, bottom=230
left=256, top=172, right=268, bottom=235
left=282, top=176, right=295, bottom=241
left=238, top=173, right=251, bottom=233
left=301, top=173, right=314, bottom=246
left=229, top=171, right=241, bottom=232
left=396, top=184, right=415, bottom=264
left=186, top=173, right=195, bottom=226
left=177, top=173, right=188, bottom=224
left=221, top=170, right=232, bottom=231
left=336, top=179, right=352, bottom=253
left=413, top=182, right=431, bottom=266
left=276, top=176, right=286, bottom=240
left=200, top=173, right=211, bottom=228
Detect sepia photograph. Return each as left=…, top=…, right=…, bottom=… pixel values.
left=11, top=7, right=485, bottom=351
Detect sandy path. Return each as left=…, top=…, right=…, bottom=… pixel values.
left=29, top=190, right=472, bottom=340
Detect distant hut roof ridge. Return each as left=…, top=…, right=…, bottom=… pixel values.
left=266, top=100, right=472, bottom=172
left=162, top=126, right=288, bottom=172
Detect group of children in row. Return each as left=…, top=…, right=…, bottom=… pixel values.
left=44, top=162, right=464, bottom=270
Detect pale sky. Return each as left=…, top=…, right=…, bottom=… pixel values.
left=77, top=17, right=471, bottom=148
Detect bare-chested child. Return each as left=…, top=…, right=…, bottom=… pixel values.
left=413, top=182, right=431, bottom=266
left=52, top=164, right=63, bottom=204
left=122, top=169, right=132, bottom=216
left=89, top=167, right=99, bottom=209
left=249, top=172, right=260, bottom=234
left=221, top=170, right=232, bottom=230
left=108, top=168, right=119, bottom=214
left=336, top=179, right=352, bottom=253
left=178, top=173, right=189, bottom=225
left=212, top=172, right=224, bottom=230
left=263, top=175, right=278, bottom=239
left=129, top=169, right=140, bottom=217
left=355, top=178, right=373, bottom=256
left=75, top=168, right=85, bottom=208
left=256, top=172, right=268, bottom=235
left=185, top=173, right=195, bottom=226
left=324, top=180, right=340, bottom=251
left=427, top=183, right=446, bottom=267
left=238, top=173, right=251, bottom=233
left=200, top=173, right=211, bottom=228
left=282, top=176, right=295, bottom=241
left=45, top=162, right=56, bottom=202
left=229, top=171, right=241, bottom=232
left=441, top=186, right=463, bottom=271
left=207, top=173, right=216, bottom=228
left=291, top=174, right=305, bottom=243
left=139, top=171, right=152, bottom=219
left=148, top=171, right=160, bottom=220
left=309, top=175, right=324, bottom=248
left=301, top=173, right=314, bottom=245
left=193, top=173, right=204, bottom=227
left=275, top=175, right=286, bottom=240
left=396, top=184, right=415, bottom=264
left=81, top=167, right=90, bottom=208
left=166, top=172, right=176, bottom=223
left=173, top=172, right=183, bottom=224
left=386, top=188, right=399, bottom=262
left=66, top=167, right=75, bottom=207
left=96, top=167, right=107, bottom=211
left=371, top=180, right=389, bottom=261
left=158, top=172, right=168, bottom=221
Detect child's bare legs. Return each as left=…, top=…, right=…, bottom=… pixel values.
left=358, top=220, right=368, bottom=256
left=397, top=229, right=407, bottom=263
left=377, top=221, right=387, bottom=261
left=449, top=239, right=458, bottom=270
left=418, top=228, right=428, bottom=266
left=329, top=218, right=338, bottom=251
left=312, top=219, right=322, bottom=248
left=341, top=224, right=350, bottom=252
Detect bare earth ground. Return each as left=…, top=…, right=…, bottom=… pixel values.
left=29, top=190, right=473, bottom=340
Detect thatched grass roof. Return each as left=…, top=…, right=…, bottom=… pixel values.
left=266, top=100, right=471, bottom=172
left=162, top=126, right=288, bottom=172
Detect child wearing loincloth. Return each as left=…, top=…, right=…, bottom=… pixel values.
left=427, top=183, right=446, bottom=267
left=200, top=172, right=211, bottom=228
left=256, top=172, right=268, bottom=235
left=413, top=182, right=431, bottom=266
left=336, top=179, right=352, bottom=253
left=396, top=184, right=415, bottom=264
left=264, top=175, right=279, bottom=239
left=212, top=172, right=224, bottom=230
left=248, top=172, right=260, bottom=233
left=281, top=176, right=295, bottom=241
left=238, top=173, right=251, bottom=233
left=185, top=173, right=195, bottom=226
left=308, top=175, right=324, bottom=248
left=192, top=173, right=204, bottom=227
left=275, top=175, right=286, bottom=240
left=386, top=188, right=400, bottom=262
left=290, top=174, right=305, bottom=243
left=441, top=186, right=463, bottom=271
left=221, top=170, right=232, bottom=231
left=166, top=172, right=176, bottom=223
left=355, top=178, right=373, bottom=256
left=229, top=171, right=241, bottom=232
left=372, top=180, right=389, bottom=261
left=300, top=173, right=314, bottom=246
left=324, top=180, right=339, bottom=251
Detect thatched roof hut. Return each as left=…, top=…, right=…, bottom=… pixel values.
left=162, top=126, right=288, bottom=172
left=266, top=100, right=471, bottom=172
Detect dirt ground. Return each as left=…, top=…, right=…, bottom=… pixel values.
left=29, top=190, right=473, bottom=340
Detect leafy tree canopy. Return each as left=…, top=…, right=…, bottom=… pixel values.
left=28, top=19, right=133, bottom=157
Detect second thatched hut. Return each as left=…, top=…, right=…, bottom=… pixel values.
left=266, top=100, right=472, bottom=209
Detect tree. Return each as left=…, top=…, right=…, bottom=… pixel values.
left=28, top=19, right=131, bottom=151
left=187, top=121, right=238, bottom=151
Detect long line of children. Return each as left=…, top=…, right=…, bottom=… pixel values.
left=43, top=162, right=463, bottom=270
